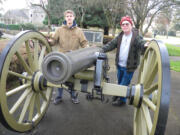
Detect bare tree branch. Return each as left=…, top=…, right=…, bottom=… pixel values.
left=127, top=0, right=177, bottom=36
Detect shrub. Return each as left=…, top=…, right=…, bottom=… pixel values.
left=0, top=23, right=7, bottom=29
left=20, top=23, right=37, bottom=30
left=7, top=24, right=20, bottom=30
left=168, top=31, right=176, bottom=36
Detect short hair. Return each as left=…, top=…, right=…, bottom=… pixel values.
left=64, top=10, right=76, bottom=17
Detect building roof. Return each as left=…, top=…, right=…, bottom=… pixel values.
left=4, top=9, right=29, bottom=20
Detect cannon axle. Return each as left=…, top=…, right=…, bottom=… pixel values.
left=31, top=71, right=47, bottom=92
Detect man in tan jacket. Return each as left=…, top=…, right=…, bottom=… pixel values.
left=49, top=10, right=89, bottom=104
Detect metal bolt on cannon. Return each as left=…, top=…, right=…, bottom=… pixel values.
left=0, top=30, right=170, bottom=135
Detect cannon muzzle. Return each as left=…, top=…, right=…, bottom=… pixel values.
left=42, top=47, right=103, bottom=84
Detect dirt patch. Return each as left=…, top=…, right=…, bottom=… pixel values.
left=0, top=38, right=10, bottom=53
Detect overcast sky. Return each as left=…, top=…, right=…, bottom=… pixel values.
left=1, top=0, right=27, bottom=13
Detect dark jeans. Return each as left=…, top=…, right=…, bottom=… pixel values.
left=57, top=88, right=76, bottom=99
left=117, top=65, right=134, bottom=102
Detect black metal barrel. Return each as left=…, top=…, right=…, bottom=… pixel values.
left=42, top=46, right=103, bottom=84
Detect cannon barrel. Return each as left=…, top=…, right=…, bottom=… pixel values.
left=42, top=46, right=103, bottom=84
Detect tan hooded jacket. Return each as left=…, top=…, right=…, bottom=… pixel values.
left=52, top=23, right=89, bottom=53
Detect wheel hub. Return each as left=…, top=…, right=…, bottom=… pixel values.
left=128, top=84, right=143, bottom=108
left=31, top=71, right=47, bottom=92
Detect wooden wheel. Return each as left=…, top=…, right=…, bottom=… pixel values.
left=133, top=40, right=170, bottom=135
left=0, top=30, right=53, bottom=132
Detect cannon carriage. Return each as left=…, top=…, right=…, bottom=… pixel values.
left=0, top=30, right=170, bottom=135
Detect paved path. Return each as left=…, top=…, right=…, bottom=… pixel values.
left=1, top=33, right=14, bottom=39
left=145, top=37, right=180, bottom=46
left=170, top=56, right=180, bottom=61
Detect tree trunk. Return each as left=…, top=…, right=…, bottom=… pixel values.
left=112, top=26, right=116, bottom=37
left=166, top=27, right=169, bottom=39
left=80, top=12, right=85, bottom=28
left=47, top=15, right=51, bottom=35
left=104, top=26, right=109, bottom=35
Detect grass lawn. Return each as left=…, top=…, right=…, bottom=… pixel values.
left=164, top=43, right=180, bottom=72
left=152, top=35, right=180, bottom=72
left=170, top=61, right=180, bottom=72
left=165, top=43, right=180, bottom=56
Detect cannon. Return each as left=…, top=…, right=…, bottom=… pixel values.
left=0, top=30, right=170, bottom=135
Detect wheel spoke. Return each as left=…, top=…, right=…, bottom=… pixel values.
left=134, top=108, right=138, bottom=135
left=135, top=109, right=142, bottom=135
left=35, top=93, right=41, bottom=115
left=143, top=97, right=156, bottom=112
left=146, top=50, right=153, bottom=64
left=40, top=91, right=47, bottom=101
left=140, top=108, right=148, bottom=135
left=134, top=108, right=148, bottom=135
left=46, top=87, right=52, bottom=101
left=8, top=70, right=32, bottom=80
left=18, top=92, right=34, bottom=123
left=141, top=51, right=153, bottom=84
left=138, top=60, right=144, bottom=83
left=142, top=53, right=151, bottom=84
left=34, top=40, right=39, bottom=70
left=148, top=50, right=156, bottom=69
left=142, top=103, right=153, bottom=134
left=25, top=41, right=34, bottom=71
left=144, top=83, right=158, bottom=95
left=139, top=50, right=155, bottom=84
left=15, top=51, right=33, bottom=75
left=46, top=82, right=62, bottom=88
left=140, top=58, right=147, bottom=83
left=38, top=46, right=46, bottom=70
left=144, top=60, right=158, bottom=89
left=28, top=93, right=36, bottom=121
left=6, top=83, right=31, bottom=97
left=10, top=88, right=31, bottom=114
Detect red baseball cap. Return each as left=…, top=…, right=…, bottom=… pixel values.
left=120, top=16, right=133, bottom=26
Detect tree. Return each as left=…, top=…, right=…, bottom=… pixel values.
left=155, top=10, right=172, bottom=38
left=99, top=0, right=126, bottom=36
left=83, top=5, right=108, bottom=27
left=70, top=0, right=88, bottom=28
left=0, top=0, right=7, bottom=12
left=127, top=0, right=176, bottom=36
left=26, top=0, right=53, bottom=33
left=35, top=0, right=89, bottom=28
left=171, top=4, right=180, bottom=31
left=79, top=1, right=110, bottom=35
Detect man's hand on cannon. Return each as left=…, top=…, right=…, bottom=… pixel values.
left=144, top=40, right=151, bottom=48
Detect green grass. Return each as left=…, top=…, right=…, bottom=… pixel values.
left=165, top=43, right=180, bottom=56
left=165, top=44, right=180, bottom=72
left=170, top=61, right=180, bottom=72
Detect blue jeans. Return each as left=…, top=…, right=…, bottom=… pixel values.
left=117, top=66, right=134, bottom=102
left=57, top=88, right=76, bottom=99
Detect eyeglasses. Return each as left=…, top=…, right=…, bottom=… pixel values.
left=121, top=23, right=130, bottom=26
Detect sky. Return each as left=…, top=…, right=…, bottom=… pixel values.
left=1, top=0, right=40, bottom=14
left=1, top=0, right=27, bottom=13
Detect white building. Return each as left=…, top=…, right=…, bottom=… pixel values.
left=29, top=6, right=46, bottom=25
left=2, top=6, right=46, bottom=25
